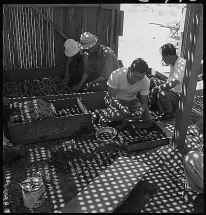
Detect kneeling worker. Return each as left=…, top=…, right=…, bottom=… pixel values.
left=93, top=58, right=153, bottom=125
left=72, top=32, right=119, bottom=93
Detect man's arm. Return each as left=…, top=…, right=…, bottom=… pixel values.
left=154, top=71, right=168, bottom=81
left=91, top=76, right=106, bottom=84
left=65, top=59, right=70, bottom=79
left=72, top=73, right=89, bottom=93
left=155, top=79, right=180, bottom=92
left=139, top=95, right=149, bottom=113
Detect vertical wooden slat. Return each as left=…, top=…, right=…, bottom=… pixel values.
left=9, top=7, right=13, bottom=69
left=45, top=7, right=49, bottom=67
left=60, top=7, right=65, bottom=66
left=14, top=7, right=21, bottom=68
left=173, top=4, right=203, bottom=149
left=48, top=7, right=52, bottom=67
left=51, top=7, right=55, bottom=67
left=53, top=7, right=58, bottom=66
left=110, top=9, right=115, bottom=50
left=38, top=8, right=43, bottom=68
left=25, top=7, right=29, bottom=68
left=33, top=8, right=38, bottom=68
left=18, top=7, right=24, bottom=68
left=31, top=7, right=36, bottom=68
left=3, top=7, right=9, bottom=70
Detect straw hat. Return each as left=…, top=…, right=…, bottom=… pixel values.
left=64, top=39, right=81, bottom=57
left=80, top=32, right=98, bottom=49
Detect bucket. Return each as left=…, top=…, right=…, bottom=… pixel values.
left=21, top=177, right=45, bottom=209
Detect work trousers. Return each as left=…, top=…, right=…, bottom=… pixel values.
left=94, top=93, right=152, bottom=124
left=183, top=151, right=203, bottom=193
left=150, top=77, right=180, bottom=114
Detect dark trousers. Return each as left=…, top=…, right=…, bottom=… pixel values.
left=94, top=93, right=152, bottom=124
left=150, top=77, right=180, bottom=114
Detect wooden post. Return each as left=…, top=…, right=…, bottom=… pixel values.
left=173, top=4, right=203, bottom=149
left=110, top=9, right=115, bottom=51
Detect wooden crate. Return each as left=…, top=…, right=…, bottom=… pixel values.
left=8, top=97, right=92, bottom=145
left=123, top=121, right=169, bottom=152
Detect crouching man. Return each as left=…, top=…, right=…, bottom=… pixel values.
left=93, top=58, right=153, bottom=125
left=150, top=43, right=186, bottom=120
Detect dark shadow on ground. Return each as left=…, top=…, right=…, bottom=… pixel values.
left=114, top=180, right=159, bottom=213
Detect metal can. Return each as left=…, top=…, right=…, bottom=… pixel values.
left=21, top=177, right=45, bottom=209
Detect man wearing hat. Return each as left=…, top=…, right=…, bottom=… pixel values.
left=62, top=39, right=86, bottom=88
left=72, top=32, right=119, bottom=93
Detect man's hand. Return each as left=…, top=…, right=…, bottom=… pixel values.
left=62, top=77, right=69, bottom=86
left=132, top=107, right=144, bottom=119
left=72, top=84, right=81, bottom=93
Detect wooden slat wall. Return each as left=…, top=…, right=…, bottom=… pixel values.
left=3, top=4, right=121, bottom=70
left=173, top=4, right=203, bottom=149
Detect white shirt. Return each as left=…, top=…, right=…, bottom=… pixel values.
left=167, top=57, right=186, bottom=93
left=107, top=67, right=150, bottom=101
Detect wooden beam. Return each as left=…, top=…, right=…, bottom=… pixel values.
left=173, top=5, right=203, bottom=149
left=118, top=10, right=124, bottom=36
left=110, top=9, right=115, bottom=50
left=31, top=6, right=68, bottom=40
left=4, top=4, right=101, bottom=8
left=101, top=4, right=120, bottom=10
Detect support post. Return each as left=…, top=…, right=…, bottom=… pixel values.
left=173, top=5, right=203, bottom=149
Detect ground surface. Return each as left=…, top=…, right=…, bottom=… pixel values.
left=115, top=4, right=204, bottom=213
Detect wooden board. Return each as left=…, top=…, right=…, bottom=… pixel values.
left=3, top=66, right=65, bottom=81
left=124, top=121, right=169, bottom=152
left=60, top=156, right=150, bottom=213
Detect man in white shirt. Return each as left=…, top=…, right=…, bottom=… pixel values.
left=150, top=43, right=186, bottom=120
left=93, top=58, right=152, bottom=125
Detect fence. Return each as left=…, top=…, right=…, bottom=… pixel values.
left=3, top=4, right=123, bottom=70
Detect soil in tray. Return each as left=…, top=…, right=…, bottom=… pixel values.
left=118, top=124, right=167, bottom=145
left=9, top=100, right=83, bottom=124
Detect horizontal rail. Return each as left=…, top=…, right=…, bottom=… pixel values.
left=4, top=4, right=101, bottom=7
left=4, top=4, right=120, bottom=9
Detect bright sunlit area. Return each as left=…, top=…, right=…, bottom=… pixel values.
left=118, top=4, right=186, bottom=74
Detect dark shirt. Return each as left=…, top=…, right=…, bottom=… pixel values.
left=68, top=56, right=84, bottom=87
left=84, top=44, right=119, bottom=80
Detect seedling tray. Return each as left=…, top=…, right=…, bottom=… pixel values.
left=119, top=121, right=169, bottom=152
left=8, top=97, right=92, bottom=145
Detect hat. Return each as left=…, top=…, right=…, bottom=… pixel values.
left=80, top=32, right=98, bottom=49
left=64, top=39, right=81, bottom=57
